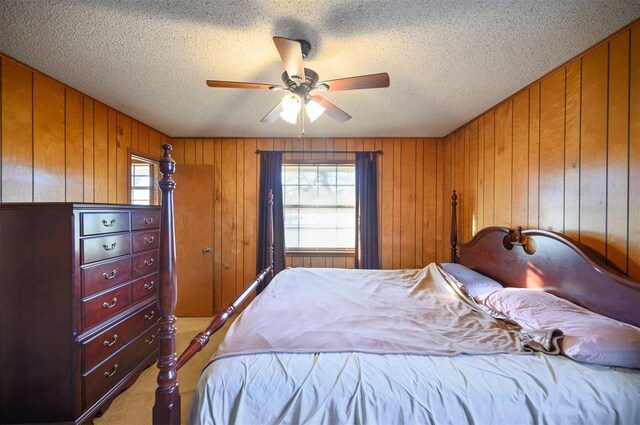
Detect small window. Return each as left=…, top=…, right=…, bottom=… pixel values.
left=283, top=163, right=355, bottom=252
left=130, top=155, right=160, bottom=205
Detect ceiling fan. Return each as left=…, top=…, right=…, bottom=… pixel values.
left=206, top=37, right=390, bottom=126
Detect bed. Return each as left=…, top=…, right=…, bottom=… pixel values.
left=152, top=145, right=640, bottom=424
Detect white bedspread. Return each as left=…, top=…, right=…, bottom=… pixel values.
left=214, top=264, right=549, bottom=359
left=189, top=266, right=640, bottom=424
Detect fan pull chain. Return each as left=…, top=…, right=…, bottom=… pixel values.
left=298, top=104, right=305, bottom=140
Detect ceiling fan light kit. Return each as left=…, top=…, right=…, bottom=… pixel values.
left=305, top=98, right=326, bottom=123
left=280, top=94, right=301, bottom=124
left=205, top=36, right=390, bottom=134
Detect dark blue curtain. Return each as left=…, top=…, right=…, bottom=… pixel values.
left=355, top=152, right=380, bottom=269
left=256, top=152, right=285, bottom=292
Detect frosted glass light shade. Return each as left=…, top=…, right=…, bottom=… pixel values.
left=305, top=98, right=326, bottom=122
left=280, top=94, right=301, bottom=124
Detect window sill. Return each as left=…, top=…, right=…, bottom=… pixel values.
left=286, top=250, right=355, bottom=257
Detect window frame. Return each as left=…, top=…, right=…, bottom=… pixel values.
left=128, top=150, right=161, bottom=206
left=282, top=159, right=356, bottom=255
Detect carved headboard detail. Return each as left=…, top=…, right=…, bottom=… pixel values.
left=455, top=226, right=640, bottom=327
left=449, top=192, right=640, bottom=328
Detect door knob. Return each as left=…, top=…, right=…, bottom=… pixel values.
left=203, top=246, right=213, bottom=253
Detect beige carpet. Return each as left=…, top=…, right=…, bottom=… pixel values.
left=94, top=317, right=232, bottom=425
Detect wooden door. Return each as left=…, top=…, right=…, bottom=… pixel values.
left=173, top=164, right=214, bottom=316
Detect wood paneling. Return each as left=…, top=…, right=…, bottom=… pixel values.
left=1, top=58, right=33, bottom=201
left=494, top=100, right=512, bottom=228
left=580, top=44, right=608, bottom=257
left=0, top=54, right=168, bottom=203
left=116, top=113, right=131, bottom=204
left=83, top=96, right=94, bottom=202
left=630, top=25, right=640, bottom=278
left=539, top=68, right=565, bottom=232
left=446, top=21, right=640, bottom=280
left=606, top=32, right=630, bottom=273
left=511, top=92, right=528, bottom=228
left=528, top=83, right=540, bottom=229
left=564, top=61, right=581, bottom=240
left=169, top=137, right=445, bottom=312
left=65, top=88, right=84, bottom=202
left=33, top=72, right=65, bottom=202
left=93, top=102, right=109, bottom=203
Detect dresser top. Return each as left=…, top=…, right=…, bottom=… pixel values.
left=0, top=202, right=160, bottom=210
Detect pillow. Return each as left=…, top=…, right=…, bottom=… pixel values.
left=481, top=288, right=640, bottom=368
left=440, top=263, right=504, bottom=298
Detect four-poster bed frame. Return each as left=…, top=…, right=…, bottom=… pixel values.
left=152, top=145, right=275, bottom=423
left=151, top=144, right=639, bottom=424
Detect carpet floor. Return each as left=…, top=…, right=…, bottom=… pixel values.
left=94, top=317, right=232, bottom=425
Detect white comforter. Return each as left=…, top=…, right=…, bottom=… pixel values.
left=189, top=266, right=640, bottom=425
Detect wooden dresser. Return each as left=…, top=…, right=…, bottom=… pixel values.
left=0, top=203, right=160, bottom=424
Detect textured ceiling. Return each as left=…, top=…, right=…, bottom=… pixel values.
left=1, top=1, right=639, bottom=138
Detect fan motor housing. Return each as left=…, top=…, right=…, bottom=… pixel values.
left=282, top=68, right=319, bottom=96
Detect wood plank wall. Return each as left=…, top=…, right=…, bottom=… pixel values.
left=444, top=22, right=640, bottom=280
left=168, top=137, right=447, bottom=312
left=0, top=54, right=169, bottom=203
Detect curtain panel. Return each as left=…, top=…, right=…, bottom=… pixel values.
left=257, top=151, right=286, bottom=292
left=355, top=152, right=380, bottom=269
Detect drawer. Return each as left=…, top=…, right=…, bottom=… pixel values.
left=82, top=302, right=158, bottom=372
left=132, top=274, right=158, bottom=304
left=82, top=257, right=132, bottom=297
left=132, top=230, right=159, bottom=253
left=82, top=234, right=131, bottom=264
left=81, top=212, right=130, bottom=236
left=82, top=284, right=132, bottom=330
left=132, top=251, right=158, bottom=278
left=130, top=302, right=159, bottom=331
left=131, top=210, right=161, bottom=231
left=83, top=325, right=158, bottom=409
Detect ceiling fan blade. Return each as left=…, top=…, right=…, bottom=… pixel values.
left=273, top=37, right=305, bottom=80
left=319, top=73, right=390, bottom=92
left=260, top=100, right=284, bottom=123
left=312, top=96, right=352, bottom=123
left=206, top=80, right=279, bottom=90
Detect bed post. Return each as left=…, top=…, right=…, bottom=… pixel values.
left=450, top=190, right=458, bottom=263
left=153, top=144, right=181, bottom=425
left=267, top=189, right=274, bottom=278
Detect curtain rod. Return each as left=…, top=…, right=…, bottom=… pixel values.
left=255, top=149, right=383, bottom=155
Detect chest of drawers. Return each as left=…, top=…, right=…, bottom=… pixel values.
left=0, top=203, right=161, bottom=424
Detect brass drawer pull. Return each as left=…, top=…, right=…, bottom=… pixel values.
left=104, top=364, right=118, bottom=378
left=145, top=335, right=155, bottom=345
left=102, top=269, right=117, bottom=280
left=144, top=310, right=155, bottom=321
left=102, top=298, right=118, bottom=309
left=144, top=236, right=155, bottom=244
left=103, top=334, right=118, bottom=347
left=103, top=242, right=117, bottom=251
left=102, top=219, right=116, bottom=227
left=144, top=217, right=154, bottom=224
left=144, top=258, right=154, bottom=267
left=143, top=281, right=155, bottom=290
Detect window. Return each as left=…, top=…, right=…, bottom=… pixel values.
left=283, top=163, right=356, bottom=251
left=130, top=154, right=160, bottom=205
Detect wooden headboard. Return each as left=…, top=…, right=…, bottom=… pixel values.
left=449, top=193, right=640, bottom=328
